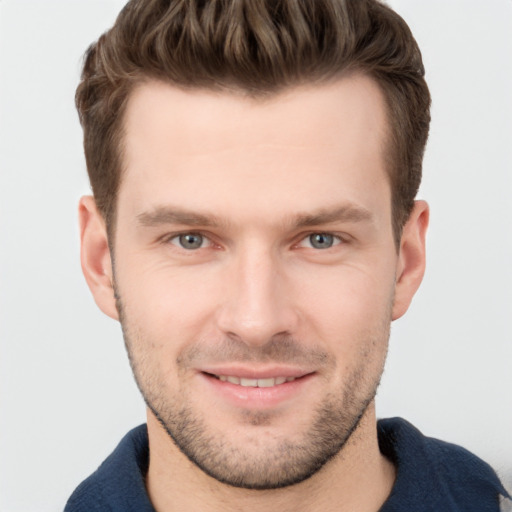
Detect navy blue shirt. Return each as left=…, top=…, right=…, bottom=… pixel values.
left=65, top=418, right=510, bottom=511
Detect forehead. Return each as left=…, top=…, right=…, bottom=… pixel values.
left=119, top=75, right=390, bottom=224
left=123, top=75, right=388, bottom=156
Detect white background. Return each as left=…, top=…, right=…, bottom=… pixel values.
left=0, top=1, right=511, bottom=510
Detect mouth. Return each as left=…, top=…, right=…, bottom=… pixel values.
left=205, top=373, right=299, bottom=388
left=197, top=366, right=316, bottom=408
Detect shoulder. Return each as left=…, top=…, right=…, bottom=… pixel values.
left=64, top=424, right=154, bottom=512
left=378, top=417, right=510, bottom=512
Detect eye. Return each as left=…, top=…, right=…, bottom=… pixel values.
left=170, top=233, right=209, bottom=250
left=300, top=233, right=342, bottom=250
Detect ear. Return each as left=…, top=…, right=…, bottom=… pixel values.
left=392, top=200, right=429, bottom=320
left=79, top=196, right=119, bottom=321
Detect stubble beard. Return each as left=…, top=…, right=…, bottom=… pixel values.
left=116, top=296, right=390, bottom=490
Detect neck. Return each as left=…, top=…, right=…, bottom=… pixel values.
left=145, top=403, right=395, bottom=512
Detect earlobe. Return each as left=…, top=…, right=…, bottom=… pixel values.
left=392, top=200, right=429, bottom=321
left=79, top=196, right=119, bottom=321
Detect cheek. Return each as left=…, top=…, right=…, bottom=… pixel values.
left=295, top=264, right=395, bottom=353
left=298, top=260, right=395, bottom=315
left=116, top=247, right=396, bottom=355
left=117, top=261, right=221, bottom=342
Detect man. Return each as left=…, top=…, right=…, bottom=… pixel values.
left=65, top=0, right=509, bottom=510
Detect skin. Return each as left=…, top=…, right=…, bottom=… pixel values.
left=79, top=74, right=428, bottom=512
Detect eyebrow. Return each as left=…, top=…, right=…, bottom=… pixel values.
left=136, top=203, right=373, bottom=229
left=292, top=205, right=373, bottom=227
left=137, top=207, right=225, bottom=228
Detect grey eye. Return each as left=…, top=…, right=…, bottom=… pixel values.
left=309, top=233, right=335, bottom=249
left=178, top=233, right=204, bottom=250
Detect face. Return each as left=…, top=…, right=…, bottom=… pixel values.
left=83, top=75, right=426, bottom=489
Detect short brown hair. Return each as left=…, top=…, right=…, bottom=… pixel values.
left=76, top=0, right=430, bottom=244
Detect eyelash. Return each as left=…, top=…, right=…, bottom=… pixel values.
left=296, top=233, right=344, bottom=250
left=164, top=232, right=214, bottom=250
left=162, top=231, right=347, bottom=251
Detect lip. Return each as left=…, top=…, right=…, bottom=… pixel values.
left=197, top=366, right=316, bottom=409
left=199, top=365, right=313, bottom=380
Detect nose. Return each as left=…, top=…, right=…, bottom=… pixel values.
left=215, top=245, right=298, bottom=347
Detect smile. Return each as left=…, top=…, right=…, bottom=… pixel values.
left=199, top=370, right=315, bottom=408
left=213, top=375, right=297, bottom=387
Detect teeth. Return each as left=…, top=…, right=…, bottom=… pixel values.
left=240, top=378, right=258, bottom=386
left=216, top=375, right=296, bottom=387
left=257, top=378, right=276, bottom=388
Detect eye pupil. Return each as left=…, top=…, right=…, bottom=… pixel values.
left=179, top=233, right=203, bottom=250
left=310, top=233, right=334, bottom=249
